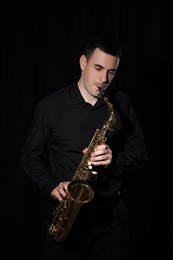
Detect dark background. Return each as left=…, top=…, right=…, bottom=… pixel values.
left=1, top=0, right=172, bottom=259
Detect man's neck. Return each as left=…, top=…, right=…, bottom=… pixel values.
left=77, top=81, right=98, bottom=106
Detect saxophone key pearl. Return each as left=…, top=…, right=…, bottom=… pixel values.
left=88, top=161, right=92, bottom=169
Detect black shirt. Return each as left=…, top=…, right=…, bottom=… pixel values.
left=21, top=82, right=148, bottom=201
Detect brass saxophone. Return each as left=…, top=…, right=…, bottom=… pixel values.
left=48, top=88, right=116, bottom=242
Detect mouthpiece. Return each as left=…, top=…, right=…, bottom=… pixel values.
left=97, top=88, right=106, bottom=99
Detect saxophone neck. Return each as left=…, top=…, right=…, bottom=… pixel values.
left=97, top=87, right=107, bottom=99
left=104, top=95, right=116, bottom=126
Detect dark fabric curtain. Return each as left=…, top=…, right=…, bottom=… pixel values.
left=2, top=0, right=171, bottom=259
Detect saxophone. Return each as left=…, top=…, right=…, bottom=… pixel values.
left=48, top=88, right=116, bottom=242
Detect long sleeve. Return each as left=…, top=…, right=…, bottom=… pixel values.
left=108, top=91, right=148, bottom=173
left=21, top=101, right=57, bottom=194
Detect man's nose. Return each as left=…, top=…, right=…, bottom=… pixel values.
left=101, top=71, right=108, bottom=83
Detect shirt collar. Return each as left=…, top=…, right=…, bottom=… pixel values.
left=69, top=81, right=105, bottom=108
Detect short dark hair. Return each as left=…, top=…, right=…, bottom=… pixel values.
left=84, top=33, right=122, bottom=60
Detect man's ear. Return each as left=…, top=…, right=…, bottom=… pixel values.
left=79, top=55, right=86, bottom=70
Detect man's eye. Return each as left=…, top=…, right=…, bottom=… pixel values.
left=109, top=71, right=115, bottom=77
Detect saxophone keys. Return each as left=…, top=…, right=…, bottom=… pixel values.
left=88, top=161, right=92, bottom=170
left=90, top=171, right=98, bottom=181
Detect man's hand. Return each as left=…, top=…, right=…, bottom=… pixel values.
left=83, top=144, right=112, bottom=166
left=51, top=181, right=70, bottom=201
left=51, top=144, right=112, bottom=200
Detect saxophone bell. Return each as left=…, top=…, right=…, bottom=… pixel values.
left=48, top=180, right=94, bottom=242
left=68, top=179, right=94, bottom=204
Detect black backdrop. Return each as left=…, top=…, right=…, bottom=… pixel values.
left=2, top=0, right=172, bottom=259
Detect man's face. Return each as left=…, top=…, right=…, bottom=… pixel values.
left=81, top=48, right=120, bottom=98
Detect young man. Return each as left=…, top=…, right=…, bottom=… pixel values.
left=21, top=33, right=148, bottom=259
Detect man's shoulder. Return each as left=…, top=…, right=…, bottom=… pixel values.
left=108, top=90, right=134, bottom=118
left=38, top=84, right=73, bottom=107
left=114, top=90, right=130, bottom=100
left=32, top=85, right=74, bottom=116
left=110, top=90, right=130, bottom=106
left=44, top=85, right=71, bottom=101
